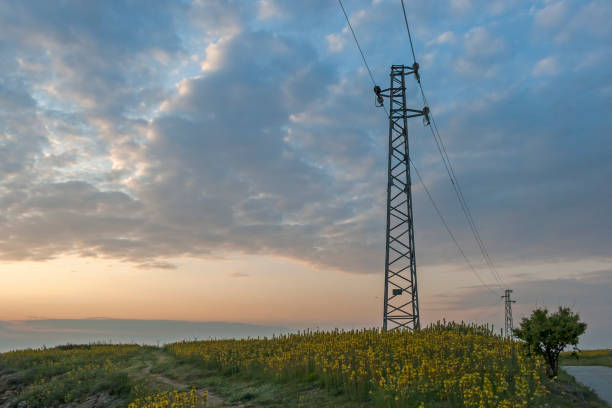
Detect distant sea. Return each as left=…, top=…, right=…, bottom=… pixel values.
left=0, top=319, right=291, bottom=353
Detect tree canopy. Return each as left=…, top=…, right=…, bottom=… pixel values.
left=513, top=307, right=586, bottom=377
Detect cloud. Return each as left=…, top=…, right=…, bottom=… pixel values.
left=132, top=30, right=386, bottom=272
left=454, top=27, right=507, bottom=77
left=137, top=261, right=177, bottom=270
left=326, top=33, right=345, bottom=53
left=0, top=0, right=611, bottom=283
left=450, top=0, right=472, bottom=14
left=427, top=31, right=456, bottom=46
left=531, top=0, right=612, bottom=43
left=532, top=56, right=560, bottom=76
left=534, top=0, right=567, bottom=27
left=0, top=181, right=144, bottom=261
left=257, top=0, right=282, bottom=20
left=228, top=272, right=249, bottom=278
left=440, top=270, right=612, bottom=310
left=200, top=37, right=233, bottom=72
left=464, top=27, right=505, bottom=58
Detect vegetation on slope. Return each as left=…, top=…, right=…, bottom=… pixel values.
left=0, top=324, right=608, bottom=408
left=0, top=344, right=138, bottom=407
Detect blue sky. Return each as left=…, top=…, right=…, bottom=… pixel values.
left=0, top=0, right=611, bottom=349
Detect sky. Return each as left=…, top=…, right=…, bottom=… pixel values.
left=0, top=0, right=611, bottom=350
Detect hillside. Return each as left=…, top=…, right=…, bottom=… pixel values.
left=0, top=324, right=608, bottom=408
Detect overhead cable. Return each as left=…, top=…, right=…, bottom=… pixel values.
left=411, top=161, right=501, bottom=298
left=338, top=0, right=377, bottom=87
left=399, top=0, right=505, bottom=290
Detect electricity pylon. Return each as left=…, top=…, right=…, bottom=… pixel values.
left=376, top=64, right=429, bottom=330
left=502, top=289, right=516, bottom=338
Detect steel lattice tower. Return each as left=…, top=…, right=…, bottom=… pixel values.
left=502, top=289, right=516, bottom=338
left=376, top=64, right=429, bottom=331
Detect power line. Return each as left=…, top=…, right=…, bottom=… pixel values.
left=411, top=161, right=501, bottom=298
left=422, top=85, right=505, bottom=289
left=400, top=0, right=416, bottom=63
left=399, top=1, right=505, bottom=290
left=336, top=0, right=500, bottom=297
left=338, top=0, right=377, bottom=87
left=427, top=111, right=505, bottom=290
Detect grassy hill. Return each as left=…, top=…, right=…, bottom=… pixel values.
left=0, top=323, right=608, bottom=408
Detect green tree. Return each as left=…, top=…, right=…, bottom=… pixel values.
left=513, top=307, right=586, bottom=377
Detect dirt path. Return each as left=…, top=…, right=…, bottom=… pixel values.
left=564, top=366, right=612, bottom=406
left=141, top=352, right=225, bottom=407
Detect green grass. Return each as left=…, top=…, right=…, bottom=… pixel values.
left=561, top=349, right=612, bottom=368
left=0, top=344, right=142, bottom=407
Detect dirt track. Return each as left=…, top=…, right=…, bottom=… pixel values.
left=141, top=351, right=225, bottom=407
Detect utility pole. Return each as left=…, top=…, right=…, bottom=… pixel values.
left=376, top=64, right=429, bottom=331
left=502, top=289, right=516, bottom=338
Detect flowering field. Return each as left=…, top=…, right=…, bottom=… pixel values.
left=167, top=322, right=548, bottom=408
left=128, top=388, right=208, bottom=408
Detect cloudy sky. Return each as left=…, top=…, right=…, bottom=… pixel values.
left=0, top=0, right=611, bottom=349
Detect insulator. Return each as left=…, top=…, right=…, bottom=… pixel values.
left=422, top=106, right=430, bottom=126
left=374, top=85, right=384, bottom=107
left=412, top=62, right=421, bottom=83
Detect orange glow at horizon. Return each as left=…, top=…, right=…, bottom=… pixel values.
left=4, top=254, right=605, bottom=329
left=0, top=254, right=387, bottom=326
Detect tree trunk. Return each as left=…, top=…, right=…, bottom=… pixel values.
left=552, top=353, right=559, bottom=377
left=545, top=350, right=559, bottom=378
